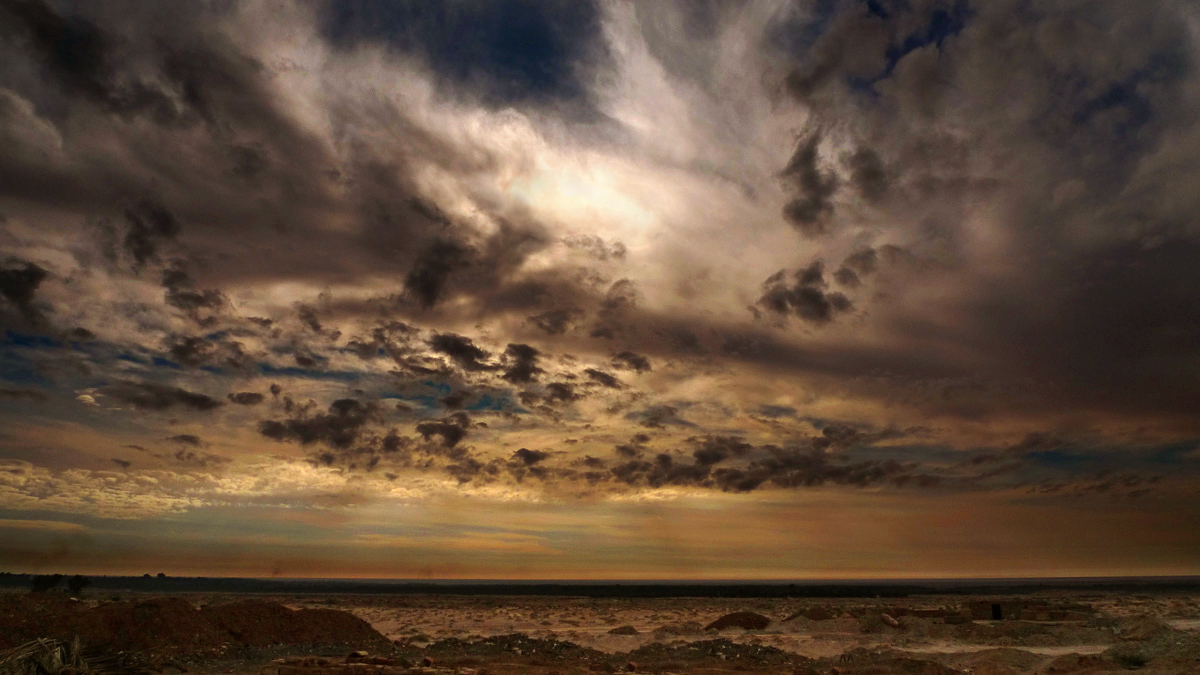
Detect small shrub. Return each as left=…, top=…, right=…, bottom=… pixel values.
left=30, top=574, right=63, bottom=593
left=66, top=574, right=90, bottom=596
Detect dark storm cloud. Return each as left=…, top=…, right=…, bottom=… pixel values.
left=123, top=200, right=181, bottom=269
left=501, top=343, right=542, bottom=384
left=610, top=351, right=651, bottom=373
left=757, top=260, right=851, bottom=323
left=428, top=333, right=495, bottom=372
left=528, top=307, right=581, bottom=335
left=0, top=257, right=49, bottom=325
left=838, top=247, right=878, bottom=283
left=404, top=239, right=470, bottom=309
left=832, top=266, right=860, bottom=288
left=591, top=278, right=639, bottom=338
left=227, top=391, right=264, bottom=406
left=439, top=389, right=473, bottom=410
left=104, top=381, right=223, bottom=411
left=763, top=0, right=1200, bottom=428
left=607, top=439, right=915, bottom=494
left=512, top=448, right=548, bottom=466
left=319, top=0, right=608, bottom=107
left=779, top=134, right=839, bottom=237
left=172, top=448, right=231, bottom=468
left=847, top=148, right=888, bottom=201
left=0, top=0, right=603, bottom=341
left=691, top=435, right=754, bottom=466
left=415, top=412, right=471, bottom=448
left=165, top=335, right=248, bottom=370
left=166, top=336, right=214, bottom=368
left=543, top=382, right=579, bottom=404
left=295, top=304, right=324, bottom=334
left=562, top=234, right=626, bottom=261
left=161, top=263, right=227, bottom=326
left=977, top=238, right=1200, bottom=418
left=258, top=398, right=383, bottom=449
left=0, top=0, right=1197, bottom=521
left=167, top=434, right=202, bottom=446
left=778, top=1, right=890, bottom=102
left=0, top=386, right=46, bottom=401
left=0, top=0, right=176, bottom=119
left=583, top=368, right=621, bottom=389
left=633, top=404, right=687, bottom=429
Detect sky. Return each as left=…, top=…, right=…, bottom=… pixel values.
left=1, top=0, right=1200, bottom=580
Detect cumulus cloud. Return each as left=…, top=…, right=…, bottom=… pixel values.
left=610, top=351, right=651, bottom=373
left=501, top=343, right=543, bottom=384
left=227, top=391, right=264, bottom=405
left=415, top=413, right=472, bottom=448
left=779, top=134, right=839, bottom=237
left=103, top=382, right=223, bottom=412
left=259, top=399, right=383, bottom=450
left=757, top=261, right=852, bottom=323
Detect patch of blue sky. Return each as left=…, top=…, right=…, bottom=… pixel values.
left=847, top=0, right=972, bottom=95
left=318, top=0, right=604, bottom=106
left=381, top=393, right=440, bottom=412
left=0, top=355, right=50, bottom=387
left=2, top=330, right=64, bottom=350
left=466, top=393, right=526, bottom=413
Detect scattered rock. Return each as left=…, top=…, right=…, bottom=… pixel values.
left=608, top=625, right=639, bottom=635
left=881, top=613, right=901, bottom=628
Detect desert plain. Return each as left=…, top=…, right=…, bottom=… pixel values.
left=4, top=585, right=1200, bottom=674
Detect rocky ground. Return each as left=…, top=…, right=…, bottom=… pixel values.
left=2, top=589, right=1199, bottom=674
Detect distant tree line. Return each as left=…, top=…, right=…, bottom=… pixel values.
left=28, top=573, right=90, bottom=595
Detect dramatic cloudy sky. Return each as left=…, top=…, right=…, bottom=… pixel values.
left=2, top=0, right=1200, bottom=579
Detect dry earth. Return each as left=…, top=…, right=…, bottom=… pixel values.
left=4, top=589, right=1200, bottom=674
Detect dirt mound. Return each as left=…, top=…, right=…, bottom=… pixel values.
left=202, top=600, right=389, bottom=648
left=0, top=595, right=225, bottom=653
left=704, top=611, right=772, bottom=631
left=0, top=594, right=389, bottom=657
left=1104, top=620, right=1200, bottom=669
left=1116, top=615, right=1174, bottom=641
